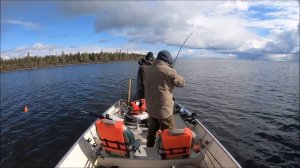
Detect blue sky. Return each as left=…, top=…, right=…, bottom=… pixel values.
left=1, top=1, right=299, bottom=62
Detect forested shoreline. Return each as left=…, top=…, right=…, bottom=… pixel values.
left=0, top=51, right=144, bottom=72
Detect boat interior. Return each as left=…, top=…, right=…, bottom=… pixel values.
left=99, top=103, right=202, bottom=168
left=57, top=100, right=241, bottom=168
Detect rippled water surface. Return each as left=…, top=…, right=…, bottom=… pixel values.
left=1, top=59, right=299, bottom=167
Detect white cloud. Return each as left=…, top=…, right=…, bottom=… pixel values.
left=57, top=1, right=299, bottom=61
left=246, top=18, right=298, bottom=30
left=251, top=1, right=299, bottom=19
left=228, top=53, right=237, bottom=59
left=32, top=43, right=45, bottom=50
left=2, top=19, right=43, bottom=29
left=2, top=1, right=299, bottom=61
left=265, top=54, right=295, bottom=62
left=264, top=27, right=299, bottom=61
left=0, top=43, right=146, bottom=59
left=216, top=1, right=249, bottom=13
left=1, top=43, right=59, bottom=59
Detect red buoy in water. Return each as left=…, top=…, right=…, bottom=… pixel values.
left=24, top=106, right=28, bottom=113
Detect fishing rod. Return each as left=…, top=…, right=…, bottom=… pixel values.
left=172, top=27, right=214, bottom=68
left=81, top=110, right=112, bottom=119
left=81, top=110, right=103, bottom=118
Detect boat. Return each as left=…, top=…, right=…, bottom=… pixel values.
left=56, top=99, right=241, bottom=168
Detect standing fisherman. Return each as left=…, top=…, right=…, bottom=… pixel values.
left=143, top=50, right=185, bottom=147
left=136, top=52, right=154, bottom=99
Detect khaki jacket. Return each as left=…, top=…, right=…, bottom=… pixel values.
left=143, top=60, right=185, bottom=119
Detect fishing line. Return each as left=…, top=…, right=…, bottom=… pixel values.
left=81, top=110, right=104, bottom=118
left=172, top=27, right=214, bottom=68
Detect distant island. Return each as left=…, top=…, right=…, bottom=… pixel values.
left=0, top=51, right=144, bottom=72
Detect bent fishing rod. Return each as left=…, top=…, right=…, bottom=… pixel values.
left=172, top=27, right=214, bottom=68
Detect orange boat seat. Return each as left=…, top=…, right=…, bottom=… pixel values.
left=157, top=128, right=196, bottom=159
left=95, top=119, right=141, bottom=158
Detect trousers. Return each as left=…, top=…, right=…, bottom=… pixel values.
left=146, top=115, right=175, bottom=147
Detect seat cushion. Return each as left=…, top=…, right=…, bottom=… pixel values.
left=158, top=128, right=196, bottom=159
left=95, top=119, right=140, bottom=157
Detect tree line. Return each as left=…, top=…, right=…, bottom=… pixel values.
left=0, top=50, right=144, bottom=72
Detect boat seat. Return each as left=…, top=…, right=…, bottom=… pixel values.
left=125, top=112, right=149, bottom=130
left=95, top=119, right=141, bottom=158
left=125, top=99, right=149, bottom=130
left=129, top=99, right=147, bottom=115
left=157, top=128, right=196, bottom=160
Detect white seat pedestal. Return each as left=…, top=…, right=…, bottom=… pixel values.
left=127, top=112, right=149, bottom=130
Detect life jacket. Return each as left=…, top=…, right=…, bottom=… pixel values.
left=95, top=119, right=137, bottom=157
left=158, top=128, right=195, bottom=159
left=130, top=98, right=146, bottom=115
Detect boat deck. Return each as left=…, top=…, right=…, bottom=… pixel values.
left=124, top=112, right=195, bottom=159
left=56, top=100, right=241, bottom=168
left=94, top=105, right=201, bottom=167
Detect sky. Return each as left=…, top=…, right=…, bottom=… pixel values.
left=1, top=0, right=299, bottom=62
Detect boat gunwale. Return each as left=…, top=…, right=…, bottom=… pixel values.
left=56, top=100, right=241, bottom=168
left=55, top=100, right=120, bottom=168
left=175, top=101, right=242, bottom=168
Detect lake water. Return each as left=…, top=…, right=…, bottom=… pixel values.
left=1, top=59, right=299, bottom=167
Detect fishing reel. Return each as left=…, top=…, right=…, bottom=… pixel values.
left=175, top=106, right=198, bottom=125
left=173, top=104, right=183, bottom=114
left=183, top=112, right=197, bottom=125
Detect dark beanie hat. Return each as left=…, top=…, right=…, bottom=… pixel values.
left=157, top=50, right=173, bottom=66
left=145, top=52, right=154, bottom=62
